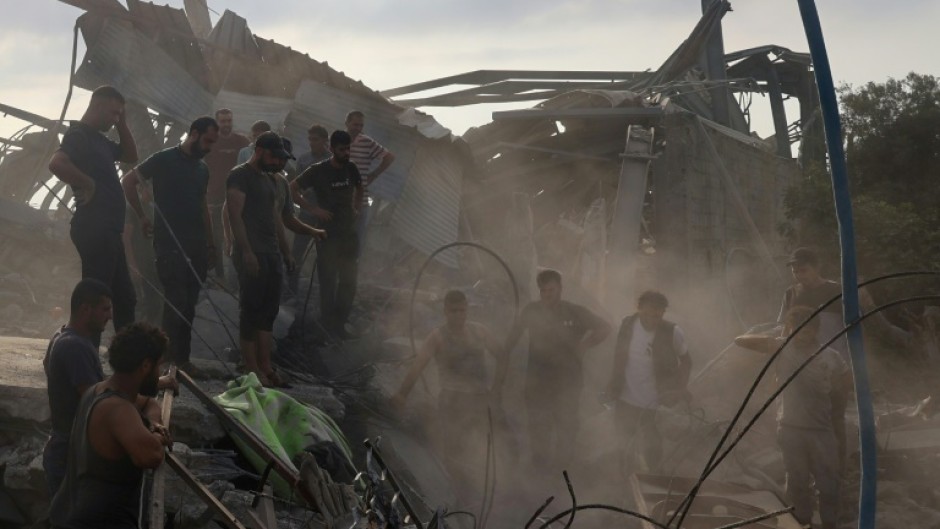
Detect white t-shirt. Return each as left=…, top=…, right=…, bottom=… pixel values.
left=622, top=319, right=688, bottom=409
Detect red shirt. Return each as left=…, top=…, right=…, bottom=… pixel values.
left=204, top=132, right=250, bottom=204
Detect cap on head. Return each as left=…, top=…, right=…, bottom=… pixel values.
left=787, top=247, right=819, bottom=267
left=255, top=131, right=295, bottom=160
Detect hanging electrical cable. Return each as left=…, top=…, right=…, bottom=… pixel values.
left=671, top=293, right=940, bottom=527
left=667, top=270, right=940, bottom=528
left=795, top=2, right=879, bottom=527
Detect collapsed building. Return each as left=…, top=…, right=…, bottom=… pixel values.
left=2, top=1, right=939, bottom=529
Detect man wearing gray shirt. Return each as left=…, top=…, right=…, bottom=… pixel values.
left=736, top=305, right=847, bottom=529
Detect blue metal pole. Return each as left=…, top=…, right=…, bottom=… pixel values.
left=795, top=2, right=877, bottom=528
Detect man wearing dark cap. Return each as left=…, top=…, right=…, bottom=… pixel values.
left=48, top=86, right=139, bottom=338
left=227, top=132, right=324, bottom=386
left=778, top=247, right=855, bottom=473
left=290, top=130, right=364, bottom=339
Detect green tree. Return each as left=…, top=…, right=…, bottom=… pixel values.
left=784, top=73, right=940, bottom=296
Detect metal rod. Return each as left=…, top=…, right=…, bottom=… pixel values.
left=363, top=439, right=424, bottom=529
left=165, top=452, right=252, bottom=529
left=149, top=365, right=177, bottom=529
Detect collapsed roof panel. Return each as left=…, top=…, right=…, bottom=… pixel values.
left=390, top=144, right=463, bottom=268
left=213, top=90, right=293, bottom=134
left=125, top=0, right=212, bottom=90
left=287, top=80, right=419, bottom=201
left=73, top=16, right=214, bottom=123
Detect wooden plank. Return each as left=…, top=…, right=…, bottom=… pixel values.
left=149, top=365, right=176, bottom=529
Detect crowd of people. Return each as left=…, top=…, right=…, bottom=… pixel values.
left=42, top=85, right=855, bottom=529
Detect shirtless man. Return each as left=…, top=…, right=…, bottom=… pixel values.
left=391, top=290, right=506, bottom=504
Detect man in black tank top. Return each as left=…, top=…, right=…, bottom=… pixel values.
left=50, top=323, right=172, bottom=529
left=391, top=289, right=506, bottom=506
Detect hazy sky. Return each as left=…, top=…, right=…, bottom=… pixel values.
left=0, top=0, right=936, bottom=139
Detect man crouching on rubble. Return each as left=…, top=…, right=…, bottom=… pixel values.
left=49, top=322, right=172, bottom=529
left=735, top=306, right=847, bottom=529
left=391, top=289, right=507, bottom=504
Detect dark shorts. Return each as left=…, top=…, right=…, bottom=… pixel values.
left=234, top=251, right=283, bottom=339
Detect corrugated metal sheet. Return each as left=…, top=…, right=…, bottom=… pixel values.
left=213, top=90, right=293, bottom=134
left=287, top=80, right=419, bottom=201
left=205, top=10, right=259, bottom=59
left=125, top=0, right=211, bottom=90
left=390, top=143, right=463, bottom=267
left=74, top=17, right=213, bottom=123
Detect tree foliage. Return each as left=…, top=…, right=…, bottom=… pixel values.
left=784, top=72, right=940, bottom=282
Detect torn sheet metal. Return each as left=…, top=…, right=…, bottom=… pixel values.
left=390, top=144, right=463, bottom=267
left=213, top=90, right=293, bottom=133
left=630, top=473, right=803, bottom=529
left=73, top=17, right=213, bottom=123
left=287, top=80, right=418, bottom=201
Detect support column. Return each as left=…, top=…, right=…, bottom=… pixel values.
left=605, top=125, right=654, bottom=313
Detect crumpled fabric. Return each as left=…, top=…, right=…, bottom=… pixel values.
left=213, top=373, right=352, bottom=497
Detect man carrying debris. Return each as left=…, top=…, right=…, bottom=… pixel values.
left=503, top=269, right=611, bottom=470
left=42, top=279, right=175, bottom=497
left=735, top=306, right=846, bottom=529
left=205, top=109, right=250, bottom=284
left=290, top=130, right=363, bottom=339
left=228, top=132, right=325, bottom=386
left=49, top=322, right=172, bottom=529
left=779, top=247, right=862, bottom=473
left=48, top=85, right=139, bottom=338
left=604, top=290, right=692, bottom=472
left=345, top=111, right=394, bottom=252
left=122, top=116, right=219, bottom=376
left=391, top=290, right=507, bottom=500
left=288, top=124, right=332, bottom=296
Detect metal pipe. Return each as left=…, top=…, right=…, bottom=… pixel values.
left=794, top=2, right=877, bottom=527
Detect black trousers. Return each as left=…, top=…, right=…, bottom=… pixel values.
left=316, top=233, right=359, bottom=330
left=155, top=243, right=207, bottom=364
left=70, top=226, right=136, bottom=336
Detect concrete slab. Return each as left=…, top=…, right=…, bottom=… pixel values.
left=0, top=335, right=53, bottom=423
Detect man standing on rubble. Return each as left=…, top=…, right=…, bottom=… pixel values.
left=604, top=290, right=692, bottom=472
left=345, top=111, right=394, bottom=253
left=42, top=279, right=174, bottom=497
left=204, top=109, right=250, bottom=284
left=288, top=124, right=332, bottom=296
left=121, top=116, right=219, bottom=376
left=778, top=247, right=861, bottom=473
left=503, top=269, right=611, bottom=470
left=735, top=306, right=846, bottom=529
left=391, top=290, right=507, bottom=501
left=49, top=322, right=172, bottom=529
left=236, top=120, right=273, bottom=165
left=48, top=85, right=139, bottom=338
left=290, top=130, right=363, bottom=339
left=228, top=132, right=325, bottom=386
